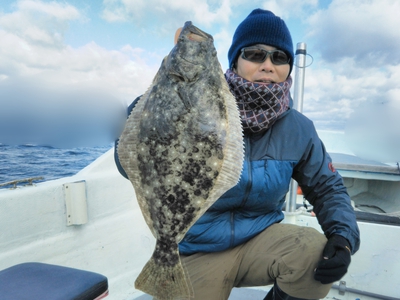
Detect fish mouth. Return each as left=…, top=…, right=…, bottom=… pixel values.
left=168, top=21, right=210, bottom=82
left=183, top=21, right=212, bottom=43
left=181, top=23, right=211, bottom=65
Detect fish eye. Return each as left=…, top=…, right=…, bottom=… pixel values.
left=169, top=73, right=185, bottom=82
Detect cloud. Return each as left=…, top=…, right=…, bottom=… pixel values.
left=301, top=57, right=400, bottom=131
left=101, top=0, right=233, bottom=31
left=0, top=1, right=158, bottom=97
left=296, top=0, right=400, bottom=136
left=307, top=0, right=400, bottom=66
left=1, top=0, right=399, bottom=151
left=0, top=0, right=159, bottom=146
left=259, top=0, right=318, bottom=19
left=102, top=0, right=243, bottom=71
left=0, top=0, right=81, bottom=48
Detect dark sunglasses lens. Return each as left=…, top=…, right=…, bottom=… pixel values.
left=271, top=51, right=289, bottom=65
left=243, top=49, right=266, bottom=62
left=242, top=49, right=289, bottom=65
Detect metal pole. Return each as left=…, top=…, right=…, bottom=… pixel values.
left=292, top=42, right=307, bottom=112
left=286, top=42, right=307, bottom=213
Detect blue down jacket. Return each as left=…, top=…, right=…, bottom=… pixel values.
left=115, top=97, right=360, bottom=256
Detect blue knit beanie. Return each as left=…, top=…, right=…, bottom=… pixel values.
left=228, top=9, right=294, bottom=74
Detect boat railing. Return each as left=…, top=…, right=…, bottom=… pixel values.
left=0, top=176, right=44, bottom=189
left=334, top=162, right=400, bottom=175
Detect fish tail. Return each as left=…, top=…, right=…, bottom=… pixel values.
left=135, top=256, right=193, bottom=300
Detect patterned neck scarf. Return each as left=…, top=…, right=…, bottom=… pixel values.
left=225, top=69, right=292, bottom=133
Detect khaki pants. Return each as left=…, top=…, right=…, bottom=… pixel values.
left=181, top=223, right=332, bottom=300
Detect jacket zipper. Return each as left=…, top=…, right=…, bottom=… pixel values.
left=230, top=136, right=253, bottom=247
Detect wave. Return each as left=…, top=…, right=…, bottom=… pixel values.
left=0, top=144, right=113, bottom=186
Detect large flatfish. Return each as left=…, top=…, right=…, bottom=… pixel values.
left=117, top=21, right=243, bottom=299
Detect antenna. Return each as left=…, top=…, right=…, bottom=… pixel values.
left=286, top=42, right=307, bottom=213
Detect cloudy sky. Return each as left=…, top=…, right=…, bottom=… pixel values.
left=0, top=0, right=399, bottom=159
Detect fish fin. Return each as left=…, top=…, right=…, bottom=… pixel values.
left=135, top=256, right=193, bottom=300
left=117, top=89, right=157, bottom=238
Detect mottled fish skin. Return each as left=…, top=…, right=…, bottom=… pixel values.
left=117, top=21, right=243, bottom=300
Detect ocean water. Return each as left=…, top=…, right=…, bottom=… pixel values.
left=0, top=144, right=113, bottom=188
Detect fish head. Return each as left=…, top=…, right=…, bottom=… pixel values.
left=166, top=21, right=217, bottom=83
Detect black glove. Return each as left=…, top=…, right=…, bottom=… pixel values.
left=314, top=234, right=351, bottom=284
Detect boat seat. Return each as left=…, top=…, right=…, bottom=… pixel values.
left=0, top=262, right=108, bottom=300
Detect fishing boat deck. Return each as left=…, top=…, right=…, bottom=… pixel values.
left=132, top=287, right=269, bottom=299
left=2, top=147, right=400, bottom=300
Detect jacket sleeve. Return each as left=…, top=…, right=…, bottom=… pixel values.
left=292, top=126, right=360, bottom=254
left=114, top=96, right=141, bottom=179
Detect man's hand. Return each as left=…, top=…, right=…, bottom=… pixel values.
left=314, top=234, right=351, bottom=284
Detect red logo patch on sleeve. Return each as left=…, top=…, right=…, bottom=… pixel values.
left=328, top=162, right=336, bottom=173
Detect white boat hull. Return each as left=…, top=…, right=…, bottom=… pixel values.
left=1, top=148, right=399, bottom=299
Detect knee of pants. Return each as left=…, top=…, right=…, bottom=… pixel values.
left=274, top=227, right=326, bottom=278
left=237, top=224, right=327, bottom=290
left=274, top=227, right=330, bottom=298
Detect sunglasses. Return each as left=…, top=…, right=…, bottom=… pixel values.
left=240, top=48, right=290, bottom=65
